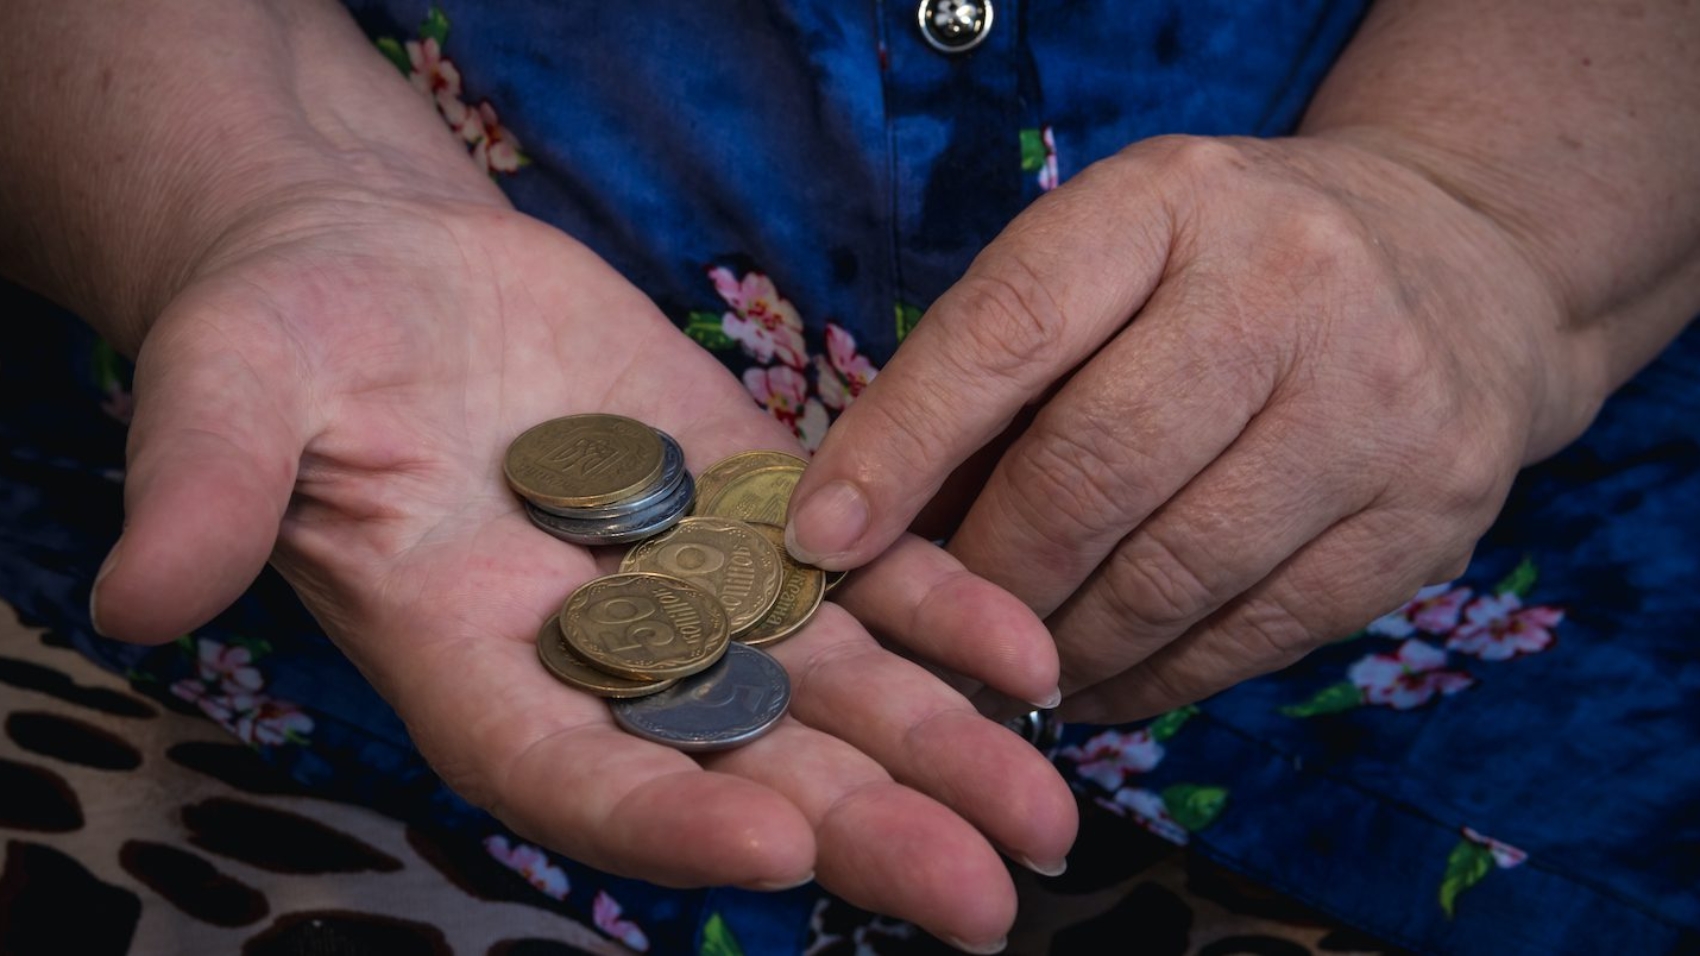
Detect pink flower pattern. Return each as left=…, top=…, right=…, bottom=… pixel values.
left=1446, top=593, right=1563, bottom=661
left=592, top=890, right=651, bottom=951
left=1462, top=826, right=1528, bottom=869
left=1368, top=584, right=1473, bottom=638
left=713, top=267, right=809, bottom=369
left=1347, top=639, right=1475, bottom=710
left=1097, top=789, right=1189, bottom=846
left=1058, top=728, right=1164, bottom=791
left=389, top=12, right=525, bottom=176
left=703, top=267, right=882, bottom=452
left=815, top=323, right=877, bottom=411
left=169, top=638, right=314, bottom=747
left=484, top=835, right=571, bottom=900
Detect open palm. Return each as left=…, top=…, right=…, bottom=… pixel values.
left=91, top=194, right=1074, bottom=948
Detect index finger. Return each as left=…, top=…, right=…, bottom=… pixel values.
left=785, top=151, right=1175, bottom=571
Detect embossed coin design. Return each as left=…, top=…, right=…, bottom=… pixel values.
left=739, top=523, right=827, bottom=646
left=536, top=617, right=677, bottom=699
left=693, top=450, right=808, bottom=510
left=560, top=572, right=730, bottom=681
left=505, top=414, right=665, bottom=510
left=609, top=642, right=791, bottom=752
left=619, top=517, right=784, bottom=637
left=698, top=464, right=804, bottom=525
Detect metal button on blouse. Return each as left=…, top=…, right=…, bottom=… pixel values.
left=917, top=0, right=993, bottom=54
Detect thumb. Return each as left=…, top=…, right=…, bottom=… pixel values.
left=90, top=304, right=309, bottom=644
left=785, top=158, right=1173, bottom=570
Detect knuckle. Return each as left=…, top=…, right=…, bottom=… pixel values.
left=1225, top=594, right=1318, bottom=665
left=1006, top=415, right=1148, bottom=541
left=945, top=257, right=1068, bottom=384
left=1099, top=531, right=1221, bottom=634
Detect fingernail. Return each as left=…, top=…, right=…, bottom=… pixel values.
left=743, top=871, right=814, bottom=892
left=942, top=935, right=1007, bottom=955
left=89, top=541, right=121, bottom=638
left=1018, top=854, right=1068, bottom=878
left=785, top=481, right=867, bottom=569
left=1031, top=687, right=1062, bottom=710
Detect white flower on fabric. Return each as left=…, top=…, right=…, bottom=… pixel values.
left=1059, top=728, right=1164, bottom=791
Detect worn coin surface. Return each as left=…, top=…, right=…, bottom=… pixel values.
left=527, top=429, right=686, bottom=519
left=505, top=414, right=666, bottom=510
left=608, top=642, right=791, bottom=752
left=738, top=523, right=827, bottom=646
left=697, top=463, right=803, bottom=526
left=536, top=616, right=677, bottom=699
left=560, top=572, right=730, bottom=680
left=694, top=450, right=808, bottom=510
left=619, top=517, right=784, bottom=636
left=523, top=469, right=695, bottom=546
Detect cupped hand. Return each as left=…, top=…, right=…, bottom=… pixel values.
left=788, top=134, right=1596, bottom=724
left=88, top=188, right=1073, bottom=950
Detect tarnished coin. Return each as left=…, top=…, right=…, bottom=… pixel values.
left=527, top=429, right=686, bottom=519
left=619, top=517, right=784, bottom=636
left=505, top=414, right=666, bottom=510
left=697, top=464, right=804, bottom=526
left=523, top=469, right=695, bottom=546
left=694, top=450, right=808, bottom=510
left=609, top=642, right=791, bottom=752
left=739, top=523, right=826, bottom=646
left=560, top=572, right=730, bottom=681
left=536, top=616, right=676, bottom=699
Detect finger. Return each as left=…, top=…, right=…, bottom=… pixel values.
left=366, top=558, right=820, bottom=888
left=943, top=267, right=1285, bottom=623
left=770, top=603, right=1078, bottom=876
left=1057, top=511, right=1466, bottom=724
left=706, top=722, right=1018, bottom=952
left=1037, top=396, right=1373, bottom=696
left=786, top=158, right=1175, bottom=571
left=93, top=304, right=312, bottom=643
left=831, top=533, right=1061, bottom=709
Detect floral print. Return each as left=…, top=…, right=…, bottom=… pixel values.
left=690, top=266, right=884, bottom=452
left=1368, top=583, right=1472, bottom=638
left=1283, top=559, right=1562, bottom=717
left=483, top=835, right=571, bottom=900
left=1348, top=639, right=1476, bottom=710
left=1057, top=727, right=1164, bottom=791
left=712, top=267, right=809, bottom=368
left=168, top=637, right=313, bottom=747
left=1446, top=593, right=1563, bottom=661
left=377, top=7, right=526, bottom=176
left=1099, top=787, right=1191, bottom=845
left=592, top=890, right=651, bottom=951
left=1439, top=827, right=1528, bottom=917
left=1020, top=125, right=1060, bottom=192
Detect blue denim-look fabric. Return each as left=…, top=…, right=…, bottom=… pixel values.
left=5, top=2, right=1697, bottom=953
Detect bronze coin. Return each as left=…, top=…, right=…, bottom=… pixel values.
left=536, top=616, right=677, bottom=698
left=619, top=517, right=784, bottom=637
left=505, top=414, right=666, bottom=510
left=739, top=523, right=826, bottom=647
left=696, top=464, right=804, bottom=526
left=693, top=451, right=807, bottom=517
left=560, top=572, right=730, bottom=681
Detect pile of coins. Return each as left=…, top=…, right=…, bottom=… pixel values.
left=505, top=415, right=835, bottom=752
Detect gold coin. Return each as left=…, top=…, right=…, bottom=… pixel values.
left=560, top=572, right=730, bottom=680
left=619, top=517, right=784, bottom=637
left=697, top=464, right=804, bottom=526
left=739, top=523, right=826, bottom=647
left=504, top=414, right=666, bottom=510
left=693, top=451, right=807, bottom=517
left=536, top=616, right=677, bottom=698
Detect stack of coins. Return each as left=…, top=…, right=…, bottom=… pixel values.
left=504, top=414, right=695, bottom=545
left=507, top=414, right=838, bottom=752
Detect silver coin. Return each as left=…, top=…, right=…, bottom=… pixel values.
left=528, top=429, right=687, bottom=520
left=525, top=469, right=696, bottom=545
left=608, top=642, right=790, bottom=751
left=1002, top=709, right=1063, bottom=754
